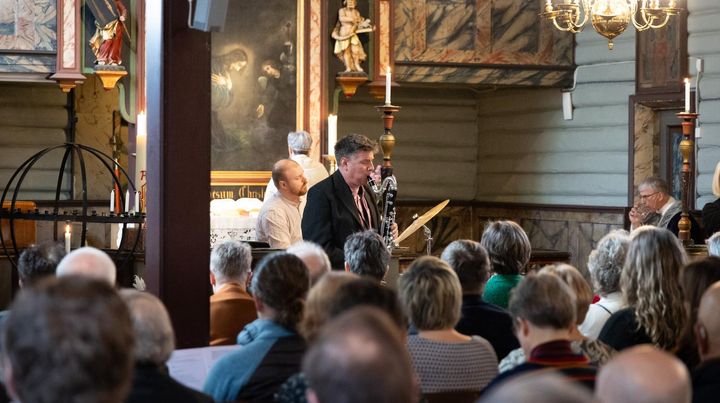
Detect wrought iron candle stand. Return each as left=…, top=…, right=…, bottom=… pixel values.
left=676, top=111, right=698, bottom=246
left=0, top=142, right=144, bottom=288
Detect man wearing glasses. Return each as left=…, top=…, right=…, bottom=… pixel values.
left=629, top=177, right=704, bottom=242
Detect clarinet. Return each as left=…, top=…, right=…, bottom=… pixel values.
left=368, top=175, right=398, bottom=251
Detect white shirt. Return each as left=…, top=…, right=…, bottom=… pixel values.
left=256, top=192, right=302, bottom=249
left=578, top=292, right=626, bottom=339
left=263, top=154, right=329, bottom=214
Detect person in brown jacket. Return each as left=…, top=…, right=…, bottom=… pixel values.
left=209, top=240, right=257, bottom=345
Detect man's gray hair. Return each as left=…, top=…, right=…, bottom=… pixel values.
left=344, top=230, right=389, bottom=282
left=210, top=240, right=252, bottom=284
left=287, top=241, right=331, bottom=285
left=639, top=177, right=669, bottom=194
left=56, top=246, right=117, bottom=285
left=288, top=131, right=312, bottom=153
left=588, top=229, right=631, bottom=296
left=708, top=231, right=720, bottom=257
left=120, top=289, right=175, bottom=365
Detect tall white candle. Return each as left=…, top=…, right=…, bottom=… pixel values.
left=328, top=114, right=337, bottom=156
left=135, top=112, right=147, bottom=211
left=685, top=78, right=691, bottom=113
left=125, top=190, right=130, bottom=213
left=385, top=67, right=392, bottom=105
left=135, top=191, right=140, bottom=213
left=64, top=224, right=71, bottom=253
left=110, top=189, right=115, bottom=213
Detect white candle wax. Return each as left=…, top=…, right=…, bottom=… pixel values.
left=64, top=224, right=71, bottom=253
left=110, top=189, right=115, bottom=213
left=328, top=114, right=337, bottom=156
left=385, top=67, right=391, bottom=105
left=685, top=78, right=691, bottom=113
left=125, top=190, right=130, bottom=213
left=135, top=191, right=140, bottom=213
left=135, top=112, right=147, bottom=208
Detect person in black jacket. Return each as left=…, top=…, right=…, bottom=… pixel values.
left=702, top=162, right=720, bottom=237
left=693, top=282, right=720, bottom=403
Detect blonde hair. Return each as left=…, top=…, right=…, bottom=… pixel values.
left=540, top=264, right=593, bottom=324
left=713, top=161, right=720, bottom=197
left=398, top=256, right=462, bottom=330
left=300, top=271, right=358, bottom=343
left=622, top=226, right=688, bottom=350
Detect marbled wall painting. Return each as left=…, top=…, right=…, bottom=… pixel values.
left=0, top=0, right=56, bottom=73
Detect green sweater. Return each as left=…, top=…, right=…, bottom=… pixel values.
left=482, top=274, right=523, bottom=309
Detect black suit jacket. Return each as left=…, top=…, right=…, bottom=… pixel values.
left=302, top=170, right=380, bottom=269
left=126, top=363, right=214, bottom=403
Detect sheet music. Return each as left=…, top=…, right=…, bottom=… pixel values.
left=167, top=344, right=242, bottom=391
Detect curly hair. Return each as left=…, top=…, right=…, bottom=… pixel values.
left=621, top=226, right=687, bottom=350
left=587, top=229, right=631, bottom=296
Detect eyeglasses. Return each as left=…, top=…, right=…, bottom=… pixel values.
left=639, top=192, right=659, bottom=200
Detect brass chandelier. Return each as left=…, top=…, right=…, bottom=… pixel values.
left=540, top=0, right=683, bottom=50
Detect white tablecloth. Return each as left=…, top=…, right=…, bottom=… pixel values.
left=210, top=216, right=257, bottom=247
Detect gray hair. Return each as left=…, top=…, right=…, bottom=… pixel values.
left=56, top=246, right=116, bottom=286
left=287, top=241, right=332, bottom=285
left=639, top=177, right=669, bottom=194
left=708, top=231, right=720, bottom=257
left=344, top=230, right=390, bottom=282
left=119, top=289, right=175, bottom=365
left=440, top=239, right=490, bottom=293
left=588, top=230, right=631, bottom=296
left=210, top=240, right=252, bottom=284
left=287, top=131, right=312, bottom=153
left=480, top=220, right=532, bottom=275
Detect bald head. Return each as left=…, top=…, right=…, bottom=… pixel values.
left=271, top=159, right=300, bottom=187
left=56, top=247, right=117, bottom=286
left=697, top=281, right=720, bottom=360
left=596, top=345, right=690, bottom=403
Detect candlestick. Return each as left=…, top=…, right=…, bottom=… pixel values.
left=64, top=224, right=71, bottom=253
left=110, top=189, right=115, bottom=212
left=385, top=67, right=391, bottom=105
left=684, top=78, right=691, bottom=113
left=328, top=114, right=337, bottom=156
left=125, top=190, right=130, bottom=213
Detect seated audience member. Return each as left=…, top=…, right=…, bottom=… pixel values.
left=399, top=256, right=498, bottom=394
left=480, top=220, right=531, bottom=308
left=287, top=241, right=332, bottom=285
left=702, top=161, right=720, bottom=236
left=677, top=257, right=720, bottom=369
left=2, top=276, right=134, bottom=403
left=440, top=239, right=519, bottom=359
left=479, top=372, right=596, bottom=403
left=303, top=307, right=416, bottom=403
left=209, top=240, right=257, bottom=346
left=630, top=177, right=703, bottom=242
left=343, top=230, right=390, bottom=282
left=276, top=276, right=406, bottom=403
left=707, top=231, right=720, bottom=257
left=56, top=246, right=117, bottom=285
left=120, top=289, right=213, bottom=403
left=17, top=242, right=65, bottom=287
left=580, top=230, right=630, bottom=339
left=500, top=264, right=614, bottom=372
left=203, top=252, right=309, bottom=402
left=596, top=345, right=690, bottom=403
left=693, top=281, right=720, bottom=403
left=485, top=272, right=597, bottom=392
left=256, top=159, right=308, bottom=248
left=599, top=227, right=687, bottom=353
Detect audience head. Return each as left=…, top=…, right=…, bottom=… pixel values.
left=250, top=252, right=310, bottom=331
left=680, top=257, right=720, bottom=326
left=707, top=231, right=720, bottom=257
left=271, top=159, right=308, bottom=197
left=587, top=229, right=631, bottom=296
left=480, top=372, right=597, bottom=403
left=343, top=230, right=389, bottom=282
left=398, top=256, right=462, bottom=331
left=303, top=307, right=415, bottom=403
left=119, top=289, right=175, bottom=366
left=328, top=277, right=406, bottom=332
left=622, top=226, right=687, bottom=349
left=287, top=130, right=312, bottom=155
left=17, top=242, right=64, bottom=287
left=596, top=345, right=690, bottom=403
left=540, top=264, right=593, bottom=325
left=301, top=271, right=359, bottom=343
left=56, top=246, right=116, bottom=285
left=2, top=276, right=134, bottom=403
left=440, top=239, right=491, bottom=294
left=287, top=241, right=332, bottom=285
left=480, top=220, right=531, bottom=275
left=696, top=281, right=720, bottom=361
left=210, top=240, right=252, bottom=288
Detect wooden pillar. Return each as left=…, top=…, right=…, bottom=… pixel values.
left=145, top=0, right=211, bottom=348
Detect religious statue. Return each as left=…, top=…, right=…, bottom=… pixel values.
left=88, top=0, right=128, bottom=66
left=332, top=0, right=374, bottom=74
